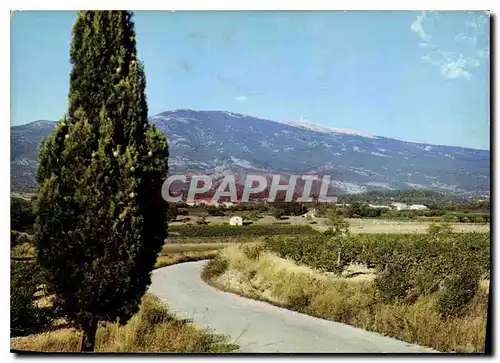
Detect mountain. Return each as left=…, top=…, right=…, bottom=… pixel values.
left=11, top=110, right=490, bottom=196
left=11, top=120, right=57, bottom=191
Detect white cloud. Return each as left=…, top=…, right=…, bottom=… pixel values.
left=439, top=55, right=480, bottom=80
left=413, top=12, right=489, bottom=80
left=410, top=11, right=430, bottom=41
left=440, top=62, right=472, bottom=80
left=235, top=95, right=247, bottom=102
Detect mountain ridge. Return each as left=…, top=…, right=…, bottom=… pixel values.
left=13, top=112, right=488, bottom=151
left=11, top=110, right=490, bottom=195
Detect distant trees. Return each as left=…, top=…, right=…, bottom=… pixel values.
left=166, top=204, right=179, bottom=222
left=11, top=196, right=35, bottom=232
left=270, top=201, right=307, bottom=218
left=206, top=205, right=225, bottom=216
left=35, top=11, right=168, bottom=352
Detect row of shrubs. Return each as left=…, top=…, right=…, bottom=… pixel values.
left=315, top=202, right=490, bottom=223
left=168, top=224, right=318, bottom=238
left=264, top=229, right=490, bottom=317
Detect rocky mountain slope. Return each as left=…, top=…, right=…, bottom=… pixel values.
left=11, top=110, right=490, bottom=195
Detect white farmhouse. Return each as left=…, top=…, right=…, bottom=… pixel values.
left=391, top=202, right=428, bottom=211
left=229, top=216, right=243, bottom=226
left=409, top=204, right=429, bottom=210
left=391, top=202, right=409, bottom=211
left=368, top=204, right=391, bottom=209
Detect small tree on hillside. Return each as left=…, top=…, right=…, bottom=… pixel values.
left=34, top=11, right=168, bottom=352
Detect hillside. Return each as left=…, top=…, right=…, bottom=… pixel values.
left=11, top=110, right=490, bottom=195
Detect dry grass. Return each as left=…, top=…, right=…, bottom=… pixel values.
left=207, top=245, right=488, bottom=353
left=11, top=294, right=238, bottom=353
left=192, top=215, right=489, bottom=234
left=11, top=243, right=238, bottom=353
left=11, top=242, right=36, bottom=259
left=161, top=242, right=250, bottom=254
left=341, top=218, right=489, bottom=234
left=155, top=251, right=219, bottom=269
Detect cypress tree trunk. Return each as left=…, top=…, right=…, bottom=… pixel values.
left=81, top=319, right=98, bottom=352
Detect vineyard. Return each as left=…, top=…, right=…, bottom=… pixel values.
left=204, top=229, right=490, bottom=352
left=265, top=231, right=490, bottom=316
left=168, top=224, right=319, bottom=238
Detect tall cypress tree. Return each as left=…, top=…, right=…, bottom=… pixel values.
left=35, top=11, right=169, bottom=352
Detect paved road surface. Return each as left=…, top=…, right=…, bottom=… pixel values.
left=149, top=261, right=437, bottom=353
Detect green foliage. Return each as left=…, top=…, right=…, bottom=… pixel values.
left=247, top=210, right=260, bottom=221
left=337, top=189, right=487, bottom=208
left=11, top=230, right=32, bottom=248
left=272, top=209, right=286, bottom=220
left=169, top=224, right=318, bottom=238
left=265, top=232, right=490, bottom=308
left=427, top=222, right=453, bottom=236
left=206, top=205, right=225, bottom=216
left=34, top=11, right=168, bottom=350
left=11, top=196, right=35, bottom=232
left=374, top=263, right=409, bottom=303
left=166, top=204, right=178, bottom=222
left=324, top=209, right=350, bottom=237
left=11, top=261, right=53, bottom=337
left=196, top=216, right=209, bottom=225
left=437, top=270, right=480, bottom=317
left=269, top=202, right=308, bottom=217
left=201, top=257, right=228, bottom=281
left=242, top=244, right=267, bottom=260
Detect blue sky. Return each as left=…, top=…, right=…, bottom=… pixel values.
left=11, top=11, right=490, bottom=149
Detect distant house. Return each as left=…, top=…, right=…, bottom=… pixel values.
left=368, top=204, right=391, bottom=209
left=391, top=202, right=409, bottom=211
left=391, top=202, right=428, bottom=211
left=229, top=216, right=243, bottom=226
left=409, top=204, right=428, bottom=210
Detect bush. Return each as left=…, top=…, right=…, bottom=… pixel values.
left=206, top=206, right=225, bottom=216
left=247, top=210, right=260, bottom=221
left=436, top=271, right=479, bottom=317
left=196, top=216, right=209, bottom=225
left=166, top=204, right=178, bottom=222
left=374, top=263, right=409, bottom=303
left=201, top=257, right=228, bottom=281
left=11, top=230, right=32, bottom=248
left=272, top=209, right=286, bottom=220
left=11, top=261, right=53, bottom=337
left=265, top=231, right=489, bottom=307
left=11, top=196, right=35, bottom=232
left=242, top=244, right=266, bottom=260
left=427, top=222, right=453, bottom=236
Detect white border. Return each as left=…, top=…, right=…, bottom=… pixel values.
left=3, top=1, right=497, bottom=363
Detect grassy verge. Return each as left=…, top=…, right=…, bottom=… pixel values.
left=154, top=241, right=255, bottom=268
left=11, top=241, right=239, bottom=353
left=11, top=294, right=238, bottom=353
left=203, top=245, right=488, bottom=353
left=155, top=250, right=219, bottom=269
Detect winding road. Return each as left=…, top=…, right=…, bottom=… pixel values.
left=148, top=261, right=437, bottom=353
